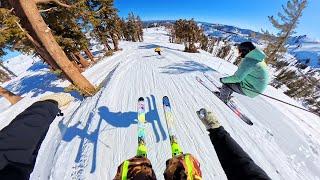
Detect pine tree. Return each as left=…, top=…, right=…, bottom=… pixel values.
left=217, top=44, right=231, bottom=59
left=90, top=0, right=122, bottom=51
left=263, top=0, right=307, bottom=65
left=271, top=69, right=297, bottom=88
left=119, top=13, right=143, bottom=42
left=1, top=0, right=96, bottom=95
left=170, top=19, right=205, bottom=53
left=200, top=33, right=208, bottom=51
left=0, top=8, right=35, bottom=64
left=136, top=16, right=144, bottom=42
left=0, top=3, right=59, bottom=70
left=41, top=5, right=91, bottom=69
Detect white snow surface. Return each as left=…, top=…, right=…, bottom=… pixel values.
left=0, top=27, right=320, bottom=180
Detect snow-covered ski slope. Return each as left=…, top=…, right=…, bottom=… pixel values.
left=1, top=27, right=320, bottom=180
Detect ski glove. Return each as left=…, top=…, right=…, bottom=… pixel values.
left=219, top=78, right=224, bottom=84
left=40, top=93, right=74, bottom=109
left=196, top=108, right=221, bottom=130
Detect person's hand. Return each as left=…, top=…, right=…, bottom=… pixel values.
left=40, top=93, right=74, bottom=109
left=196, top=108, right=221, bottom=130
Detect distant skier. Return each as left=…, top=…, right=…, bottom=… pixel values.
left=154, top=47, right=162, bottom=55
left=114, top=108, right=270, bottom=180
left=0, top=93, right=73, bottom=180
left=218, top=42, right=269, bottom=102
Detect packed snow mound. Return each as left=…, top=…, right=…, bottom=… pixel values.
left=1, top=27, right=320, bottom=180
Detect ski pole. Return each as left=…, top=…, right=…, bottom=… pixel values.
left=241, top=86, right=317, bottom=115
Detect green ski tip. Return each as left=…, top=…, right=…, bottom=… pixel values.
left=171, top=142, right=183, bottom=157
left=137, top=144, right=147, bottom=157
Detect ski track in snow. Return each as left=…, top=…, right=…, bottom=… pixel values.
left=1, top=28, right=320, bottom=180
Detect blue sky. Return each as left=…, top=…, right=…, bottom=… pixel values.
left=2, top=0, right=319, bottom=61
left=115, top=0, right=320, bottom=39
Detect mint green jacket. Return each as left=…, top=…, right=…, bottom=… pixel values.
left=221, top=49, right=269, bottom=98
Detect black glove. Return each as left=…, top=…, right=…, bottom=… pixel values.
left=219, top=78, right=224, bottom=84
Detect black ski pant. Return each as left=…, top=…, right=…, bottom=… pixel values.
left=0, top=100, right=59, bottom=180
left=219, top=83, right=244, bottom=102
left=156, top=51, right=161, bottom=55
left=209, top=127, right=271, bottom=180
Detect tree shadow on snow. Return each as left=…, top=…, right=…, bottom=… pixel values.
left=5, top=72, right=82, bottom=99
left=160, top=60, right=214, bottom=74
left=138, top=44, right=159, bottom=49
left=27, top=61, right=48, bottom=72
left=142, top=55, right=157, bottom=58
left=139, top=44, right=182, bottom=52
left=6, top=73, right=63, bottom=97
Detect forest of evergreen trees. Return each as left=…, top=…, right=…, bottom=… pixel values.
left=0, top=0, right=143, bottom=101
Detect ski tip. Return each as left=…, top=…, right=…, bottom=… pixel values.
left=162, top=96, right=170, bottom=106
left=138, top=97, right=144, bottom=101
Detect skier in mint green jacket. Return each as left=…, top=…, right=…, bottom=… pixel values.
left=219, top=42, right=269, bottom=102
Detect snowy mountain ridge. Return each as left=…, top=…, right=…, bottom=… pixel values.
left=144, top=20, right=320, bottom=69
left=1, top=27, right=320, bottom=179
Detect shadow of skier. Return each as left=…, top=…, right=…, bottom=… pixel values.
left=60, top=111, right=111, bottom=174
left=60, top=105, right=137, bottom=173
left=146, top=95, right=167, bottom=142
left=98, top=106, right=137, bottom=128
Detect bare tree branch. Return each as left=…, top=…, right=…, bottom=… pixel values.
left=39, top=7, right=58, bottom=13
left=15, top=21, right=42, bottom=48
left=0, top=27, right=9, bottom=32
left=34, top=0, right=72, bottom=8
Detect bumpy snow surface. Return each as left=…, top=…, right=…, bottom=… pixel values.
left=1, top=28, right=320, bottom=180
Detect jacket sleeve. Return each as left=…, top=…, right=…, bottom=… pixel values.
left=221, top=58, right=256, bottom=84
left=0, top=100, right=59, bottom=180
left=209, top=127, right=270, bottom=180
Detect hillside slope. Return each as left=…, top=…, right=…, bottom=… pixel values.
left=1, top=28, right=320, bottom=180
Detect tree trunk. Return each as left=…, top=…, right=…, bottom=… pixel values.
left=69, top=53, right=83, bottom=72
left=74, top=52, right=90, bottom=68
left=25, top=31, right=60, bottom=71
left=0, top=86, right=22, bottom=105
left=111, top=33, right=119, bottom=51
left=105, top=42, right=112, bottom=51
left=0, top=70, right=11, bottom=82
left=9, top=0, right=96, bottom=96
left=36, top=48, right=60, bottom=71
left=15, top=13, right=60, bottom=71
left=84, top=48, right=95, bottom=62
left=0, top=62, right=17, bottom=77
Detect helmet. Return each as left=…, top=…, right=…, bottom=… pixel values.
left=237, top=42, right=256, bottom=58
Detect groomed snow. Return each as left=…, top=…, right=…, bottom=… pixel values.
left=1, top=27, right=320, bottom=180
